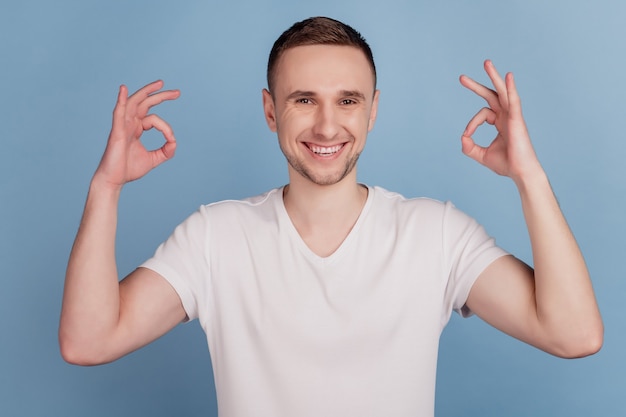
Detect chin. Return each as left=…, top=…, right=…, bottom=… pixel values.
left=288, top=153, right=360, bottom=186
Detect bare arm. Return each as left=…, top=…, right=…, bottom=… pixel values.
left=59, top=81, right=186, bottom=365
left=461, top=61, right=603, bottom=358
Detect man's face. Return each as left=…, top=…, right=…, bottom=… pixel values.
left=263, top=44, right=379, bottom=186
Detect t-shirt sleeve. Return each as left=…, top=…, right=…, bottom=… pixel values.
left=140, top=207, right=210, bottom=322
left=441, top=201, right=509, bottom=318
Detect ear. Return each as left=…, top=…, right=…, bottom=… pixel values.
left=367, top=90, right=380, bottom=132
left=262, top=89, right=277, bottom=132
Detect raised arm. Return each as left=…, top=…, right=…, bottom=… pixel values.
left=460, top=60, right=603, bottom=358
left=59, top=81, right=186, bottom=365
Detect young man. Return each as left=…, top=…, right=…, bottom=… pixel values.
left=60, top=16, right=603, bottom=417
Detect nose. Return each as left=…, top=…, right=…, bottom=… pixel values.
left=311, top=102, right=340, bottom=140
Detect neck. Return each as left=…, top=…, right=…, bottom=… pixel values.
left=285, top=170, right=365, bottom=217
left=283, top=170, right=368, bottom=257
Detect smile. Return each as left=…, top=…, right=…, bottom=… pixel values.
left=306, top=143, right=344, bottom=156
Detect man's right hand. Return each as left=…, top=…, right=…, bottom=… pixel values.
left=94, top=80, right=180, bottom=189
left=60, top=81, right=185, bottom=366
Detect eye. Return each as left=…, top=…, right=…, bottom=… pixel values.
left=340, top=98, right=357, bottom=105
left=296, top=98, right=312, bottom=104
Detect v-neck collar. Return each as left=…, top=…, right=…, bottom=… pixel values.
left=274, top=184, right=374, bottom=265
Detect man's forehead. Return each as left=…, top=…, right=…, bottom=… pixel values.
left=279, top=44, right=368, bottom=63
left=273, top=44, right=376, bottom=93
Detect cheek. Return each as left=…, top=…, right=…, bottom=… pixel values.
left=278, top=111, right=314, bottom=136
left=345, top=113, right=371, bottom=136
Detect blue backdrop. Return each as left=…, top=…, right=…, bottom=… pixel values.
left=1, top=1, right=624, bottom=416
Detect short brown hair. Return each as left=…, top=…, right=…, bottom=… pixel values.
left=267, top=16, right=377, bottom=93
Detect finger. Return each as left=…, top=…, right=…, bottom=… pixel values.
left=483, top=60, right=508, bottom=109
left=109, top=85, right=131, bottom=142
left=112, top=85, right=128, bottom=119
left=128, top=80, right=166, bottom=104
left=462, top=107, right=496, bottom=138
left=460, top=134, right=487, bottom=165
left=461, top=107, right=497, bottom=166
left=459, top=74, right=500, bottom=112
left=117, top=84, right=129, bottom=106
left=505, top=72, right=522, bottom=117
left=150, top=140, right=177, bottom=167
left=140, top=114, right=178, bottom=167
left=136, top=89, right=181, bottom=118
left=125, top=80, right=171, bottom=116
left=141, top=114, right=177, bottom=144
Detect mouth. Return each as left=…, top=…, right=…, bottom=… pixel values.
left=305, top=143, right=345, bottom=157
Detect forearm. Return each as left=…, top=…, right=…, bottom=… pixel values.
left=515, top=170, right=603, bottom=356
left=59, top=176, right=124, bottom=364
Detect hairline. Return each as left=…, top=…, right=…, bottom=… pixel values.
left=266, top=17, right=377, bottom=94
left=270, top=45, right=377, bottom=98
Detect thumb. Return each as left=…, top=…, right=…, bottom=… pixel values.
left=461, top=135, right=486, bottom=164
left=150, top=140, right=177, bottom=168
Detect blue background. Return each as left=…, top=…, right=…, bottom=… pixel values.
left=1, top=0, right=624, bottom=416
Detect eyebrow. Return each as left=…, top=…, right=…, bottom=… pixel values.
left=285, top=90, right=315, bottom=101
left=339, top=90, right=367, bottom=100
left=285, top=89, right=367, bottom=101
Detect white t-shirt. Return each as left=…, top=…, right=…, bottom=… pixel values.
left=142, top=185, right=508, bottom=417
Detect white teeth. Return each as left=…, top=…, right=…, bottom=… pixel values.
left=309, top=144, right=343, bottom=155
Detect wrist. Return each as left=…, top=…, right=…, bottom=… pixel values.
left=89, top=173, right=124, bottom=199
left=510, top=157, right=547, bottom=187
left=512, top=166, right=552, bottom=199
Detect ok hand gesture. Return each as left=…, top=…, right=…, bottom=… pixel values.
left=94, top=80, right=180, bottom=189
left=459, top=60, right=543, bottom=185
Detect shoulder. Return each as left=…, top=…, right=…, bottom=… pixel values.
left=198, top=187, right=282, bottom=218
left=369, top=185, right=451, bottom=215
left=366, top=185, right=482, bottom=232
left=165, top=188, right=282, bottom=235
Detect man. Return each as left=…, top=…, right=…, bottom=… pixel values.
left=60, top=16, right=603, bottom=417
